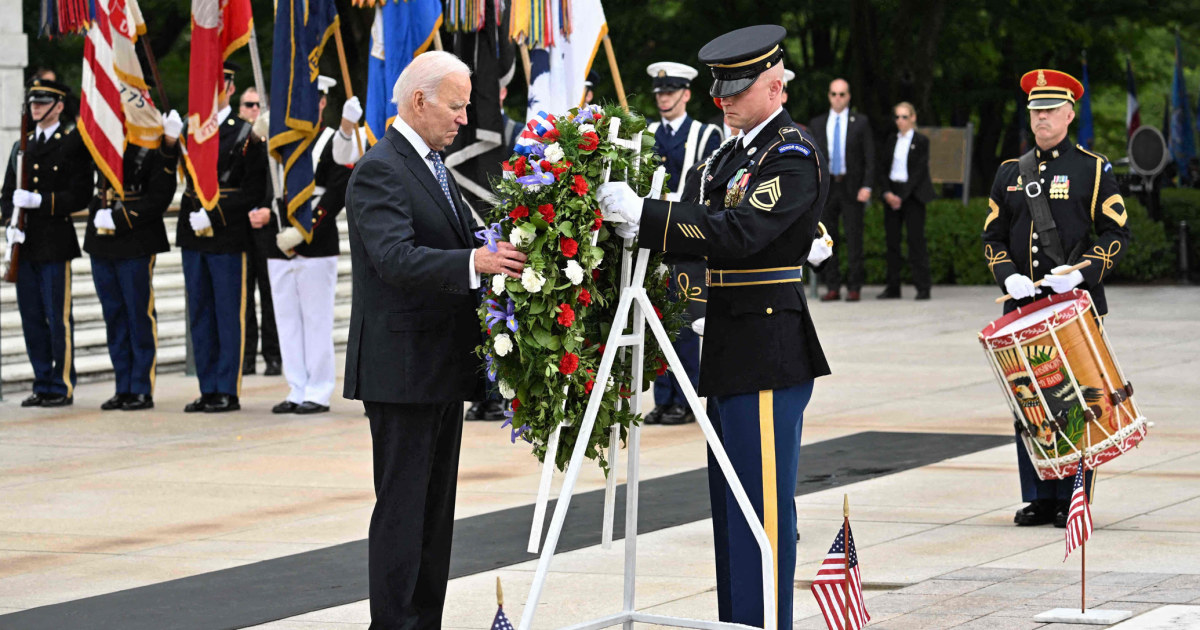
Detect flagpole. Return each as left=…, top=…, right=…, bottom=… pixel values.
left=246, top=27, right=284, bottom=229
left=139, top=38, right=170, bottom=111
left=601, top=35, right=628, bottom=112
left=519, top=43, right=532, bottom=88
left=843, top=495, right=850, bottom=627
left=332, top=23, right=364, bottom=156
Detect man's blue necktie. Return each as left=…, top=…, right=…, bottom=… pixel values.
left=831, top=114, right=844, bottom=175
left=427, top=150, right=457, bottom=216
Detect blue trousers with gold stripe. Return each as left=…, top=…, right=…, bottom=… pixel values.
left=182, top=250, right=246, bottom=396
left=92, top=255, right=158, bottom=396
left=1016, top=430, right=1093, bottom=502
left=707, top=381, right=812, bottom=629
left=16, top=259, right=76, bottom=397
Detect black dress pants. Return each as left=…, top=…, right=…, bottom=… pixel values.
left=883, top=196, right=932, bottom=293
left=365, top=400, right=463, bottom=630
left=818, top=178, right=865, bottom=293
left=244, top=230, right=280, bottom=364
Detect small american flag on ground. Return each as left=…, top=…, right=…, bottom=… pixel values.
left=811, top=523, right=870, bottom=630
left=491, top=605, right=513, bottom=630
left=1064, top=464, right=1093, bottom=560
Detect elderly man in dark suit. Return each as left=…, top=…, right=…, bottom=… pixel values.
left=809, top=78, right=875, bottom=302
left=343, top=51, right=526, bottom=630
left=878, top=101, right=936, bottom=300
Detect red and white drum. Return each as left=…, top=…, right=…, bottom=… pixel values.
left=979, top=290, right=1147, bottom=480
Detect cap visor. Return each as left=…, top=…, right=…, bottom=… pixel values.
left=27, top=96, right=56, bottom=104
left=709, top=76, right=757, bottom=99
left=1027, top=98, right=1071, bottom=110
left=653, top=86, right=684, bottom=94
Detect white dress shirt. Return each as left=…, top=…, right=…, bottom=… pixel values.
left=217, top=105, right=232, bottom=126
left=741, top=106, right=785, bottom=146
left=661, top=114, right=687, bottom=135
left=35, top=121, right=61, bottom=142
left=890, top=129, right=914, bottom=183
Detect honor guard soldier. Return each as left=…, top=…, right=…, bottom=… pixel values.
left=178, top=61, right=269, bottom=413
left=2, top=79, right=93, bottom=407
left=983, top=69, right=1129, bottom=527
left=599, top=25, right=834, bottom=628
left=252, top=76, right=356, bottom=415
left=84, top=108, right=183, bottom=411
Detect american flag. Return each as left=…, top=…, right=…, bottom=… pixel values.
left=79, top=0, right=130, bottom=196
left=1064, top=464, right=1093, bottom=560
left=811, top=523, right=869, bottom=630
left=490, top=605, right=513, bottom=630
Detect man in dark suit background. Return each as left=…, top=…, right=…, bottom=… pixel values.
left=809, top=78, right=875, bottom=302
left=878, top=101, right=936, bottom=300
left=343, top=51, right=526, bottom=630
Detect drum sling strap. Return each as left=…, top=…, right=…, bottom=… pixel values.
left=1018, top=150, right=1067, bottom=267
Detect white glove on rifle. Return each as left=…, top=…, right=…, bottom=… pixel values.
left=807, top=237, right=833, bottom=265
left=189, top=210, right=212, bottom=233
left=276, top=227, right=305, bottom=254
left=94, top=208, right=116, bottom=231
left=342, top=96, right=363, bottom=124
left=1042, top=264, right=1084, bottom=293
left=6, top=226, right=24, bottom=246
left=596, top=181, right=643, bottom=225
left=1004, top=273, right=1038, bottom=300
left=162, top=110, right=184, bottom=140
left=13, top=189, right=42, bottom=209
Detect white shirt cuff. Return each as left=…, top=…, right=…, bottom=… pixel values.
left=468, top=249, right=480, bottom=289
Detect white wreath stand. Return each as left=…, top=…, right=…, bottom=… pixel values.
left=517, top=118, right=776, bottom=630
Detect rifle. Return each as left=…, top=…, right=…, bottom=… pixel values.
left=3, top=104, right=30, bottom=283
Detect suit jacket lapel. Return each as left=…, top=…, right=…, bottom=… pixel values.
left=386, top=127, right=468, bottom=246
left=445, top=169, right=473, bottom=245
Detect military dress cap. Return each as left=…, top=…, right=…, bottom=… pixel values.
left=223, top=60, right=242, bottom=79
left=647, top=61, right=699, bottom=93
left=317, top=75, right=337, bottom=94
left=1021, top=69, right=1084, bottom=110
left=699, top=24, right=787, bottom=98
left=27, top=78, right=70, bottom=104
left=584, top=70, right=600, bottom=89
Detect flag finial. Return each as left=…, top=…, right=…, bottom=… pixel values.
left=497, top=576, right=503, bottom=607
left=843, top=494, right=849, bottom=519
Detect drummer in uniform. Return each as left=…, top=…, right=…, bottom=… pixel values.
left=599, top=25, right=834, bottom=628
left=983, top=69, right=1129, bottom=527
left=2, top=79, right=92, bottom=407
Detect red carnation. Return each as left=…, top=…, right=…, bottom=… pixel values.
left=560, top=237, right=578, bottom=258
left=598, top=343, right=606, bottom=355
left=585, top=378, right=595, bottom=394
left=509, top=205, right=530, bottom=220
left=559, top=352, right=580, bottom=375
left=550, top=160, right=573, bottom=177
left=571, top=175, right=589, bottom=196
left=654, top=306, right=663, bottom=319
left=514, top=156, right=528, bottom=177
left=578, top=131, right=600, bottom=151
left=544, top=127, right=561, bottom=141
left=538, top=204, right=556, bottom=223
left=577, top=288, right=592, bottom=305
left=501, top=160, right=514, bottom=172
left=655, top=358, right=668, bottom=376
left=592, top=216, right=603, bottom=231
left=540, top=159, right=552, bottom=171
left=512, top=397, right=521, bottom=410
left=594, top=112, right=603, bottom=120
left=556, top=303, right=576, bottom=327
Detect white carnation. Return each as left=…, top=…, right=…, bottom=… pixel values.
left=491, top=274, right=506, bottom=295
left=493, top=333, right=513, bottom=357
left=578, top=123, right=596, bottom=134
left=656, top=263, right=669, bottom=278
left=563, top=260, right=585, bottom=285
left=544, top=142, right=565, bottom=163
left=499, top=380, right=515, bottom=399
left=590, top=249, right=604, bottom=269
left=510, top=226, right=535, bottom=248
left=521, top=267, right=546, bottom=293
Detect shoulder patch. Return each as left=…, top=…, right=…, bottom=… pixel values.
left=778, top=143, right=811, bottom=156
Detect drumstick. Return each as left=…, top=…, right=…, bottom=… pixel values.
left=994, top=260, right=1092, bottom=304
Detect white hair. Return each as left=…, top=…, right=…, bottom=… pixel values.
left=393, top=51, right=472, bottom=111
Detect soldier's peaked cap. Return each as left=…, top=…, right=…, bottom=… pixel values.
left=1021, top=69, right=1084, bottom=110
left=27, top=78, right=70, bottom=104
left=646, top=62, right=698, bottom=93
left=699, top=25, right=787, bottom=99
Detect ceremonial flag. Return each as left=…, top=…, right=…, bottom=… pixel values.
left=524, top=0, right=606, bottom=122
left=269, top=0, right=339, bottom=242
left=811, top=524, right=870, bottom=630
left=490, top=605, right=513, bottom=630
left=39, top=0, right=90, bottom=37
left=1169, top=32, right=1197, bottom=185
left=1126, top=57, right=1141, bottom=139
left=1063, top=465, right=1093, bottom=560
left=1078, top=54, right=1094, bottom=150
left=184, top=0, right=254, bottom=211
left=363, top=0, right=444, bottom=144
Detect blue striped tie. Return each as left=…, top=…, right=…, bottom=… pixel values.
left=831, top=115, right=844, bottom=175
left=427, top=150, right=457, bottom=216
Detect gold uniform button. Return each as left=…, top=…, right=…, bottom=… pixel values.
left=765, top=307, right=773, bottom=315
left=32, top=176, right=38, bottom=183
left=32, top=164, right=39, bottom=170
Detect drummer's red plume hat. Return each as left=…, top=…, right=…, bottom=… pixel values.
left=1020, top=69, right=1084, bottom=110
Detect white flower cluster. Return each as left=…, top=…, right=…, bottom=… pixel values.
left=521, top=267, right=546, bottom=293
left=510, top=225, right=535, bottom=248
left=563, top=260, right=585, bottom=285
left=544, top=142, right=565, bottom=163
left=578, top=123, right=596, bottom=135
left=493, top=333, right=513, bottom=356
left=498, top=380, right=515, bottom=398
left=491, top=274, right=506, bottom=295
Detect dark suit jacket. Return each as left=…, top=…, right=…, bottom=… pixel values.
left=808, top=110, right=875, bottom=193
left=880, top=130, right=936, bottom=204
left=343, top=124, right=484, bottom=404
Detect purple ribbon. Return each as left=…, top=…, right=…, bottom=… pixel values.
left=516, top=160, right=555, bottom=188
left=485, top=298, right=518, bottom=333
left=500, top=413, right=531, bottom=443
left=474, top=222, right=503, bottom=252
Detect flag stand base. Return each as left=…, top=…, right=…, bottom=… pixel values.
left=1033, top=608, right=1132, bottom=624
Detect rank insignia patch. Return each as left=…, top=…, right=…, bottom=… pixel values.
left=748, top=176, right=782, bottom=211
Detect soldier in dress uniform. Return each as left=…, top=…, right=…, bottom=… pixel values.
left=177, top=61, right=269, bottom=413
left=84, top=106, right=184, bottom=411
left=252, top=76, right=358, bottom=415
left=983, top=69, right=1129, bottom=527
left=2, top=79, right=92, bottom=407
left=599, top=25, right=834, bottom=628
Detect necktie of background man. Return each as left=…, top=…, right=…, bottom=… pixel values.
left=832, top=114, right=844, bottom=175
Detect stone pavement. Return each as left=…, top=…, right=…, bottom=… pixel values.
left=1, top=285, right=1197, bottom=629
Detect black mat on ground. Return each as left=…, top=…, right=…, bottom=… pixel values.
left=0, top=431, right=1008, bottom=630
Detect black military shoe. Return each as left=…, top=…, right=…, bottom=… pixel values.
left=273, top=400, right=300, bottom=414
left=1014, top=499, right=1056, bottom=526
left=184, top=394, right=214, bottom=413
left=264, top=359, right=282, bottom=376
left=915, top=290, right=931, bottom=301
left=21, top=393, right=46, bottom=407
left=204, top=394, right=240, bottom=413
left=1054, top=501, right=1070, bottom=528
left=482, top=400, right=506, bottom=420
left=643, top=405, right=667, bottom=425
left=101, top=394, right=131, bottom=410
left=122, top=395, right=154, bottom=411
left=661, top=406, right=696, bottom=425
left=295, top=401, right=330, bottom=415
left=242, top=358, right=257, bottom=375
left=876, top=289, right=901, bottom=299
left=40, top=394, right=73, bottom=407
left=464, top=401, right=487, bottom=421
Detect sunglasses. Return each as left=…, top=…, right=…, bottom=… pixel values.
left=241, top=101, right=260, bottom=108
left=829, top=92, right=847, bottom=97
left=895, top=114, right=911, bottom=119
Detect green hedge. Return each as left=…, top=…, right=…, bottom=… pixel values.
left=1160, top=188, right=1200, bottom=283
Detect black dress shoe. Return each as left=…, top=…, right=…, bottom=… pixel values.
left=204, top=394, right=240, bottom=413
left=464, top=401, right=487, bottom=421
left=482, top=399, right=506, bottom=421
left=1014, top=499, right=1056, bottom=526
left=264, top=359, right=282, bottom=376
left=273, top=400, right=300, bottom=414
left=184, top=394, right=213, bottom=413
left=122, top=395, right=154, bottom=411
left=242, top=359, right=257, bottom=375
left=1054, top=501, right=1070, bottom=528
left=876, top=290, right=901, bottom=299
left=295, top=401, right=330, bottom=414
left=40, top=394, right=73, bottom=407
left=643, top=405, right=667, bottom=425
left=102, top=394, right=131, bottom=410
left=21, top=393, right=46, bottom=407
left=915, top=290, right=931, bottom=300
left=819, top=289, right=841, bottom=302
left=659, top=404, right=688, bottom=424
left=661, top=407, right=696, bottom=425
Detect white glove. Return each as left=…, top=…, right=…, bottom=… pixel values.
left=807, top=236, right=833, bottom=265
left=13, top=189, right=42, bottom=209
left=162, top=110, right=184, bottom=140
left=189, top=210, right=212, bottom=233
left=596, top=181, right=643, bottom=225
left=94, top=208, right=116, bottom=230
left=1043, top=264, right=1084, bottom=293
left=342, top=96, right=362, bottom=124
left=614, top=222, right=639, bottom=240
left=6, top=226, right=24, bottom=246
left=1004, top=274, right=1039, bottom=300
left=276, top=226, right=305, bottom=254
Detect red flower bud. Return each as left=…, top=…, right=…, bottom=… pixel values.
left=655, top=358, right=668, bottom=376
left=559, top=352, right=579, bottom=375
left=556, top=303, right=576, bottom=327
left=514, top=156, right=528, bottom=177
left=571, top=175, right=589, bottom=196
left=560, top=237, right=578, bottom=258
left=538, top=204, right=556, bottom=223
left=654, top=306, right=663, bottom=320
left=585, top=379, right=595, bottom=393
left=512, top=397, right=521, bottom=411
left=577, top=288, right=592, bottom=306
left=509, top=205, right=530, bottom=220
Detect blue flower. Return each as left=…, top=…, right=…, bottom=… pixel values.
left=485, top=298, right=518, bottom=333
left=516, top=160, right=555, bottom=188
left=500, top=412, right=531, bottom=444
left=485, top=354, right=497, bottom=382
left=474, top=222, right=503, bottom=252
